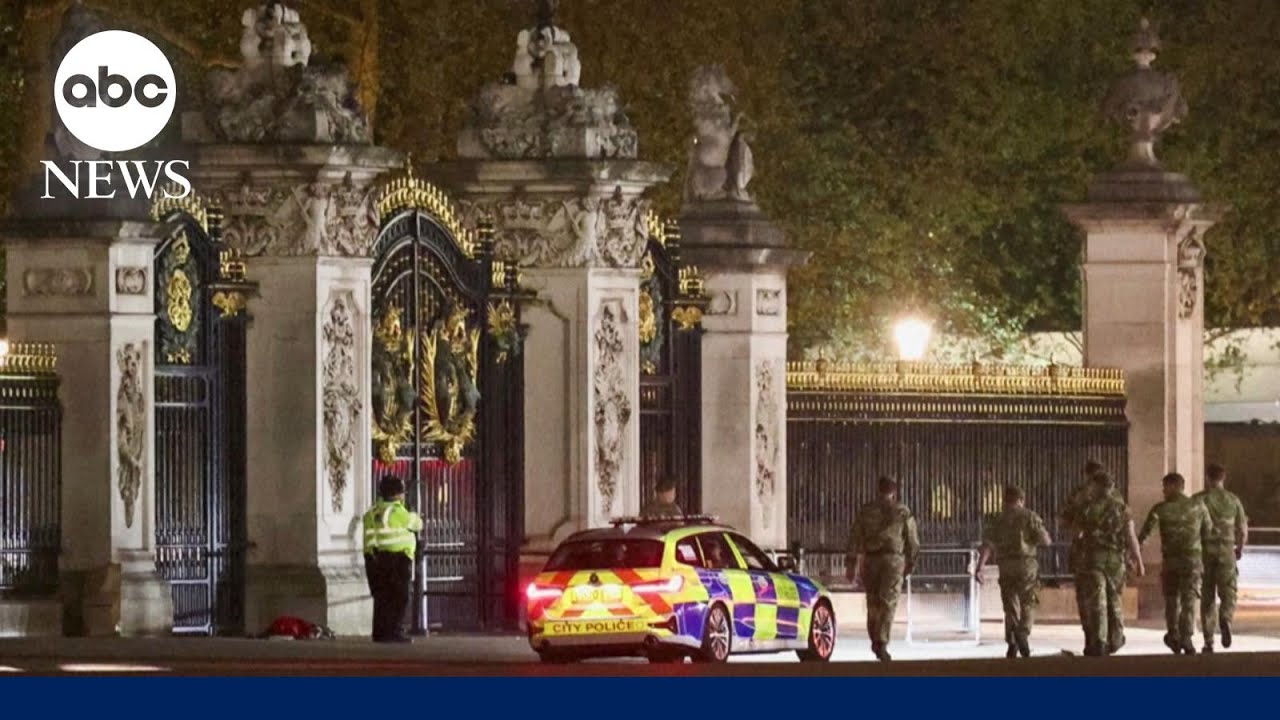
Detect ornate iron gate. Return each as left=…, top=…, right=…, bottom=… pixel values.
left=370, top=169, right=527, bottom=632
left=150, top=199, right=253, bottom=635
left=638, top=216, right=706, bottom=513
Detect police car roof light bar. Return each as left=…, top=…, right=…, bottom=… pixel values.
left=609, top=514, right=721, bottom=527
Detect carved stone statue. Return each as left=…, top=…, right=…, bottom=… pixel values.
left=685, top=65, right=754, bottom=203
left=47, top=3, right=107, bottom=161
left=197, top=3, right=370, bottom=144
left=1101, top=18, right=1188, bottom=169
left=116, top=342, right=146, bottom=529
left=457, top=2, right=636, bottom=159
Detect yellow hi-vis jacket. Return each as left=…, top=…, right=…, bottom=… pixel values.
left=362, top=500, right=424, bottom=559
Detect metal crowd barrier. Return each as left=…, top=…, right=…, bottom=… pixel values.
left=905, top=548, right=980, bottom=645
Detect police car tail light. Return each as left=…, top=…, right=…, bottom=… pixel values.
left=526, top=583, right=563, bottom=601
left=631, top=575, right=683, bottom=594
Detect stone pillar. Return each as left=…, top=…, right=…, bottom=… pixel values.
left=186, top=145, right=398, bottom=635
left=678, top=66, right=808, bottom=549
left=434, top=11, right=669, bottom=580
left=1063, top=19, right=1218, bottom=615
left=1, top=216, right=174, bottom=636
left=179, top=3, right=398, bottom=634
left=680, top=205, right=807, bottom=549
left=435, top=165, right=669, bottom=552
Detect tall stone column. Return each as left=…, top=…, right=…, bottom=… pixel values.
left=433, top=12, right=669, bottom=579
left=181, top=5, right=398, bottom=635
left=678, top=67, right=808, bottom=548
left=1, top=215, right=174, bottom=636
left=1063, top=20, right=1217, bottom=613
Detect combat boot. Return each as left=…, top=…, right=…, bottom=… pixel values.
left=1220, top=618, right=1232, bottom=648
left=1181, top=642, right=1197, bottom=655
left=1163, top=634, right=1181, bottom=655
left=872, top=644, right=892, bottom=662
left=1202, top=637, right=1215, bottom=654
left=1015, top=635, right=1031, bottom=658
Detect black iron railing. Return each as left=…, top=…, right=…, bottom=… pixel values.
left=787, top=361, right=1129, bottom=582
left=0, top=344, right=61, bottom=596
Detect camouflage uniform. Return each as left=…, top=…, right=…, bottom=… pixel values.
left=1074, top=491, right=1132, bottom=655
left=849, top=499, right=920, bottom=654
left=1193, top=486, right=1247, bottom=645
left=1061, top=483, right=1121, bottom=625
left=1139, top=494, right=1210, bottom=652
left=982, top=506, right=1049, bottom=652
left=640, top=499, right=684, bottom=518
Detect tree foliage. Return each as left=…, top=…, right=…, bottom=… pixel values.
left=2, top=0, right=1279, bottom=361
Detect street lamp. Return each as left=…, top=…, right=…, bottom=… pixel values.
left=892, top=316, right=932, bottom=362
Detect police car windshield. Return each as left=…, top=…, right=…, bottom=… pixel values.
left=545, top=540, right=664, bottom=570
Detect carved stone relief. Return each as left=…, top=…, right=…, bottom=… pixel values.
left=116, top=342, right=146, bottom=529
left=115, top=267, right=147, bottom=295
left=593, top=302, right=631, bottom=517
left=1177, top=229, right=1205, bottom=320
left=322, top=292, right=361, bottom=513
left=23, top=267, right=94, bottom=297
left=754, top=359, right=781, bottom=529
left=705, top=290, right=738, bottom=317
left=459, top=187, right=650, bottom=269
left=211, top=178, right=378, bottom=258
left=756, top=289, right=782, bottom=317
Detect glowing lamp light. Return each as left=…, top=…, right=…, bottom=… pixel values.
left=893, top=316, right=933, bottom=361
left=0, top=339, right=9, bottom=357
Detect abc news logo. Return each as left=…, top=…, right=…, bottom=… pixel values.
left=43, top=30, right=190, bottom=200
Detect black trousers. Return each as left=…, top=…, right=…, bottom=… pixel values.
left=365, top=550, right=412, bottom=642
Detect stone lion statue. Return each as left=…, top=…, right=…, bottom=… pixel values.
left=685, top=65, right=754, bottom=203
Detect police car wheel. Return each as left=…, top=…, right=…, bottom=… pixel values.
left=696, top=604, right=732, bottom=663
left=797, top=601, right=836, bottom=662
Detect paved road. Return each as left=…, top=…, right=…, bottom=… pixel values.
left=3, top=622, right=1280, bottom=675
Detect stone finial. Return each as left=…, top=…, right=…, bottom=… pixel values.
left=456, top=6, right=636, bottom=159
left=685, top=65, right=754, bottom=204
left=189, top=2, right=370, bottom=144
left=1100, top=18, right=1188, bottom=169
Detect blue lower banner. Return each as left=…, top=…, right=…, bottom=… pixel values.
left=0, top=678, right=1272, bottom=718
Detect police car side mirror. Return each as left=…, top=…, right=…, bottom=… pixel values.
left=776, top=556, right=798, bottom=572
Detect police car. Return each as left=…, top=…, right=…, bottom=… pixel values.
left=525, top=516, right=836, bottom=663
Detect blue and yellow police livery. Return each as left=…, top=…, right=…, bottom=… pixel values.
left=525, top=516, right=836, bottom=663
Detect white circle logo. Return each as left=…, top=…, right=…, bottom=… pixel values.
left=53, top=31, right=176, bottom=153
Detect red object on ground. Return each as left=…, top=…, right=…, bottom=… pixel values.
left=266, top=615, right=318, bottom=639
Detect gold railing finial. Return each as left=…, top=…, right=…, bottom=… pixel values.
left=786, top=360, right=1126, bottom=397
left=0, top=342, right=59, bottom=376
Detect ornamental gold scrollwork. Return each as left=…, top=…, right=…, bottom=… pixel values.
left=159, top=232, right=200, bottom=364
left=370, top=307, right=415, bottom=464
left=487, top=300, right=521, bottom=365
left=420, top=305, right=481, bottom=465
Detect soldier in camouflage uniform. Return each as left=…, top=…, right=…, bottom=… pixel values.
left=1061, top=460, right=1107, bottom=625
left=1194, top=463, right=1249, bottom=653
left=1074, top=471, right=1145, bottom=656
left=847, top=476, right=920, bottom=662
left=1138, top=473, right=1211, bottom=654
left=975, top=486, right=1052, bottom=658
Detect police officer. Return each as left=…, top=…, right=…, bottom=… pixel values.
left=362, top=475, right=424, bottom=643
left=1194, top=463, right=1249, bottom=653
left=847, top=476, right=919, bottom=662
left=975, top=485, right=1052, bottom=658
left=1139, top=473, right=1211, bottom=654
left=641, top=479, right=684, bottom=518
